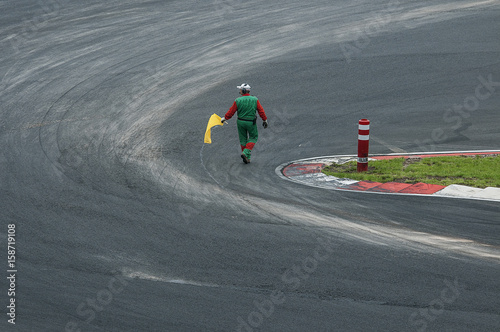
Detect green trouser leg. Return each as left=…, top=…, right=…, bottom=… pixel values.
left=237, top=119, right=258, bottom=160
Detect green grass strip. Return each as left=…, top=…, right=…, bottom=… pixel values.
left=322, top=155, right=500, bottom=188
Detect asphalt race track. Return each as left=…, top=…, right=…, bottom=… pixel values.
left=1, top=1, right=499, bottom=331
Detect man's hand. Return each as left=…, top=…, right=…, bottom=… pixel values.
left=263, top=120, right=268, bottom=129
left=221, top=117, right=226, bottom=124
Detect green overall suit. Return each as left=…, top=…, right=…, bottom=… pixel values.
left=224, top=92, right=267, bottom=162
left=236, top=96, right=260, bottom=160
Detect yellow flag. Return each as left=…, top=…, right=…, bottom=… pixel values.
left=204, top=113, right=224, bottom=144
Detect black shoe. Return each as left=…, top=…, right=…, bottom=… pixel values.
left=241, top=153, right=250, bottom=164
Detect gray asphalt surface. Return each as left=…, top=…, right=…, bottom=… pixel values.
left=1, top=1, right=499, bottom=331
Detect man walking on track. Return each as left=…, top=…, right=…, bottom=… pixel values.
left=221, top=83, right=268, bottom=164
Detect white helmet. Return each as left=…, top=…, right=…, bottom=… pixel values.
left=237, top=83, right=251, bottom=91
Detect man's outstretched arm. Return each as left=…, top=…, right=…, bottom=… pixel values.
left=222, top=101, right=238, bottom=122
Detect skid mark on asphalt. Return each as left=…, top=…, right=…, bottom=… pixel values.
left=122, top=269, right=219, bottom=288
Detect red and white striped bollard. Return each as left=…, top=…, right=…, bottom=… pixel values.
left=357, top=119, right=370, bottom=172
